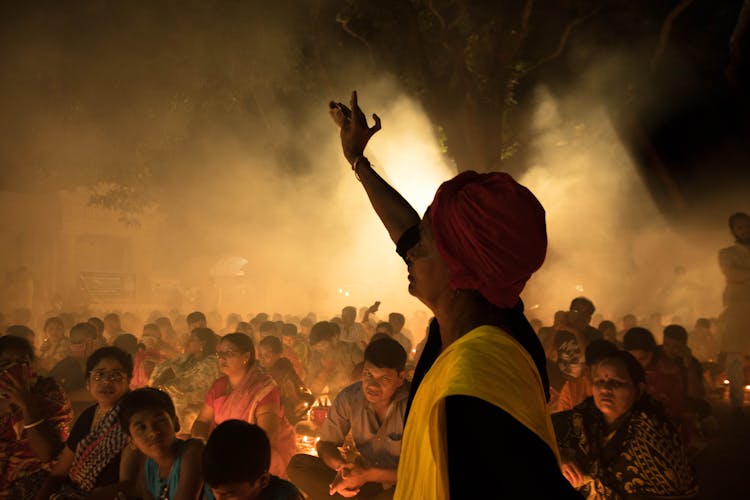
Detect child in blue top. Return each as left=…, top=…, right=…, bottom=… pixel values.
left=203, top=419, right=302, bottom=500
left=119, top=387, right=205, bottom=499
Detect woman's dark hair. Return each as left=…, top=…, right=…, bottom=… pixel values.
left=597, top=320, right=616, bottom=334
left=113, top=333, right=139, bottom=357
left=119, top=387, right=180, bottom=433
left=663, top=324, right=688, bottom=342
left=585, top=339, right=618, bottom=366
left=259, top=335, right=283, bottom=355
left=595, top=350, right=646, bottom=386
left=622, top=327, right=658, bottom=353
left=187, top=311, right=206, bottom=325
left=375, top=321, right=394, bottom=335
left=192, top=327, right=218, bottom=355
left=259, top=321, right=278, bottom=336
left=87, top=317, right=104, bottom=335
left=236, top=321, right=254, bottom=336
left=281, top=323, right=297, bottom=337
left=70, top=322, right=98, bottom=341
left=369, top=332, right=390, bottom=344
left=0, top=335, right=35, bottom=360
left=203, top=419, right=270, bottom=487
left=155, top=316, right=174, bottom=332
left=85, top=346, right=134, bottom=379
left=309, top=321, right=336, bottom=345
left=5, top=325, right=34, bottom=342
left=729, top=212, right=750, bottom=231
left=364, top=337, right=407, bottom=372
left=222, top=332, right=255, bottom=365
left=143, top=323, right=161, bottom=338
left=43, top=316, right=64, bottom=331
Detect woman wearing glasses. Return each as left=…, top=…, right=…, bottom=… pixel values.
left=35, top=346, right=142, bottom=500
left=191, top=333, right=296, bottom=479
left=552, top=350, right=697, bottom=499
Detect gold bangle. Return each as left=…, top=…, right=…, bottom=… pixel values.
left=350, top=155, right=363, bottom=170
left=352, top=156, right=369, bottom=181
left=23, top=418, right=45, bottom=430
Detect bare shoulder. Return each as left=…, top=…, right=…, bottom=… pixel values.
left=183, top=438, right=205, bottom=454
left=181, top=438, right=205, bottom=463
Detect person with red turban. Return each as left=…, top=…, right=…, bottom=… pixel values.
left=327, top=92, right=580, bottom=499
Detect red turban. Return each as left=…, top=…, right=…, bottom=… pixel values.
left=430, top=171, right=547, bottom=308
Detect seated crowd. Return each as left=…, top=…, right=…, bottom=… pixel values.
left=0, top=297, right=725, bottom=498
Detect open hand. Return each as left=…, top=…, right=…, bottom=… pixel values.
left=560, top=459, right=584, bottom=488
left=329, top=91, right=381, bottom=164
left=329, top=463, right=367, bottom=496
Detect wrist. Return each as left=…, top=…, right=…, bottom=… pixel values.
left=351, top=155, right=368, bottom=169
left=351, top=156, right=370, bottom=181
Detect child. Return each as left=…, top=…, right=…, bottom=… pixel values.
left=119, top=387, right=204, bottom=499
left=203, top=419, right=302, bottom=500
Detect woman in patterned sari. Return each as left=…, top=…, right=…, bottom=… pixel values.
left=191, top=333, right=296, bottom=478
left=148, top=327, right=220, bottom=433
left=552, top=350, right=697, bottom=499
left=35, top=346, right=142, bottom=500
left=0, top=336, right=73, bottom=499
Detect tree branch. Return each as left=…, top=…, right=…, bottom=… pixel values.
left=651, top=0, right=695, bottom=71
left=425, top=0, right=445, bottom=31
left=335, top=13, right=375, bottom=66
left=526, top=6, right=601, bottom=73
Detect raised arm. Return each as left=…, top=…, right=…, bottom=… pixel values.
left=329, top=91, right=420, bottom=244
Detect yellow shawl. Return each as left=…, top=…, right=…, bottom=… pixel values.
left=394, top=325, right=560, bottom=499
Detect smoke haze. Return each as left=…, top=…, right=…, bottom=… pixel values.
left=0, top=4, right=745, bottom=339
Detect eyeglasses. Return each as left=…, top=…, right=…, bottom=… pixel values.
left=216, top=350, right=241, bottom=360
left=593, top=379, right=631, bottom=391
left=90, top=370, right=127, bottom=382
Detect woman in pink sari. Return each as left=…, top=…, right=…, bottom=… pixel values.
left=191, top=332, right=296, bottom=478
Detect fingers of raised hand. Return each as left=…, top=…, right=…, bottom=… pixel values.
left=370, top=113, right=382, bottom=134
left=328, top=106, right=345, bottom=128
left=328, top=101, right=353, bottom=127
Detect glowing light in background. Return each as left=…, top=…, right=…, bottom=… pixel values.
left=322, top=90, right=452, bottom=319
left=369, top=95, right=455, bottom=215
left=519, top=87, right=724, bottom=322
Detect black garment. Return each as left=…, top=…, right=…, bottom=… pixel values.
left=66, top=404, right=121, bottom=489
left=582, top=325, right=604, bottom=344
left=259, top=474, right=304, bottom=500
left=446, top=396, right=582, bottom=499
left=396, top=224, right=580, bottom=498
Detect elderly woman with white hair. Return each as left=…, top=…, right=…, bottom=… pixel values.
left=328, top=92, right=579, bottom=499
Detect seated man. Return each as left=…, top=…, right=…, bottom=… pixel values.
left=288, top=338, right=410, bottom=499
